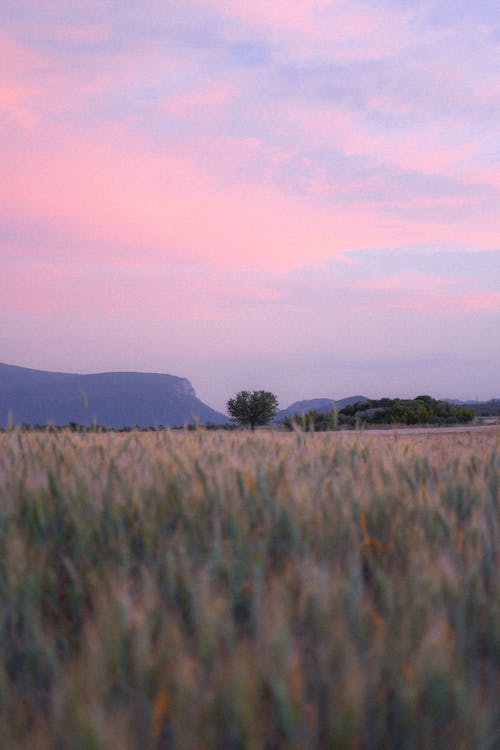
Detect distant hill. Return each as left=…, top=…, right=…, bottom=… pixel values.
left=274, top=395, right=367, bottom=422
left=444, top=399, right=481, bottom=405
left=471, top=399, right=500, bottom=416
left=283, top=395, right=477, bottom=430
left=445, top=398, right=500, bottom=415
left=339, top=396, right=475, bottom=426
left=0, top=363, right=229, bottom=428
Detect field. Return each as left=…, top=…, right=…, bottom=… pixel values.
left=0, top=428, right=498, bottom=749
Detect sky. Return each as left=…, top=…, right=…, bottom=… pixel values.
left=1, top=0, right=499, bottom=412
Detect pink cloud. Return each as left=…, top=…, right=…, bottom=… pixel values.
left=199, top=0, right=402, bottom=43
left=0, top=35, right=44, bottom=130
left=160, top=82, right=235, bottom=117
left=356, top=271, right=460, bottom=292
left=0, top=33, right=101, bottom=130
left=2, top=121, right=414, bottom=271
left=0, top=262, right=76, bottom=313
left=354, top=271, right=500, bottom=315
left=287, top=101, right=484, bottom=176
left=48, top=25, right=108, bottom=45
left=2, top=115, right=498, bottom=280
left=199, top=0, right=327, bottom=35
left=0, top=30, right=183, bottom=136
left=388, top=288, right=500, bottom=316
left=0, top=256, right=282, bottom=321
left=474, top=81, right=500, bottom=106
left=194, top=0, right=416, bottom=62
left=1, top=16, right=498, bottom=285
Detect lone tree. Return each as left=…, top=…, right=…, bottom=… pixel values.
left=227, top=390, right=279, bottom=430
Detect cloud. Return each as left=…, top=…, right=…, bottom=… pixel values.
left=353, top=271, right=500, bottom=315
left=275, top=248, right=500, bottom=317
left=5, top=242, right=498, bottom=326
left=0, top=34, right=45, bottom=130
left=0, top=256, right=283, bottom=320
left=4, top=114, right=424, bottom=271
left=159, top=81, right=235, bottom=118
left=44, top=24, right=108, bottom=46
left=193, top=0, right=417, bottom=64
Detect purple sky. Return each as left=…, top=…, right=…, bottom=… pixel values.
left=1, top=1, right=499, bottom=411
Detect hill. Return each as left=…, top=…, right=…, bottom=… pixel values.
left=471, top=399, right=500, bottom=416
left=339, top=396, right=475, bottom=426
left=0, top=363, right=229, bottom=428
left=282, top=395, right=477, bottom=430
left=445, top=399, right=500, bottom=415
left=274, top=395, right=367, bottom=422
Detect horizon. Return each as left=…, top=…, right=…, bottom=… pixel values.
left=1, top=1, right=499, bottom=406
left=1, top=360, right=496, bottom=415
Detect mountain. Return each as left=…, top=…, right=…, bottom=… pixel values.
left=445, top=398, right=500, bottom=415
left=274, top=395, right=368, bottom=422
left=444, top=399, right=481, bottom=405
left=470, top=399, right=500, bottom=416
left=0, top=363, right=229, bottom=428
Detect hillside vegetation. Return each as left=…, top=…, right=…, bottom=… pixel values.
left=0, top=429, right=498, bottom=749
left=285, top=395, right=475, bottom=430
left=473, top=399, right=500, bottom=417
left=341, top=395, right=475, bottom=425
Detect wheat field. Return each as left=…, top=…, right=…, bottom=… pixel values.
left=0, top=428, right=498, bottom=749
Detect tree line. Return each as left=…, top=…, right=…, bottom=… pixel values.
left=226, top=391, right=476, bottom=430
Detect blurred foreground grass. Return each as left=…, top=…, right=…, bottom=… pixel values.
left=0, top=428, right=498, bottom=749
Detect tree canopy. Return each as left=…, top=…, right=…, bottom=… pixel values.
left=339, top=396, right=474, bottom=426
left=227, top=390, right=279, bottom=430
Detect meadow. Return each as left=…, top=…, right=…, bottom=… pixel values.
left=0, top=428, right=498, bottom=749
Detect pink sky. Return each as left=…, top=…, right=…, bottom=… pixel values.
left=1, top=1, right=499, bottom=411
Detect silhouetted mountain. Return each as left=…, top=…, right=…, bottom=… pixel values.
left=444, top=398, right=500, bottom=415
left=274, top=395, right=367, bottom=422
left=0, top=363, right=229, bottom=427
left=444, top=399, right=481, bottom=405
left=470, top=399, right=500, bottom=416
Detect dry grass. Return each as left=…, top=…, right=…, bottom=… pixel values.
left=0, top=428, right=498, bottom=749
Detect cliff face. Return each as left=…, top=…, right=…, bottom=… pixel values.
left=0, top=363, right=228, bottom=427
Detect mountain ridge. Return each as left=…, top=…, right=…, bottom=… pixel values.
left=0, top=363, right=228, bottom=427
left=273, top=395, right=368, bottom=422
left=2, top=363, right=498, bottom=427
